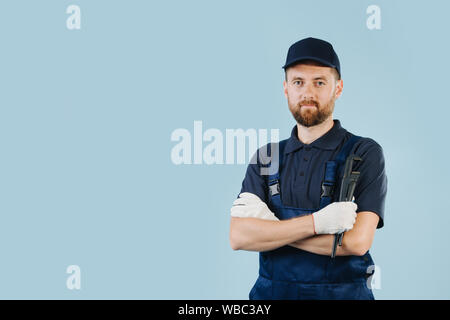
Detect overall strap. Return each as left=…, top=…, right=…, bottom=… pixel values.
left=319, top=134, right=362, bottom=208
left=266, top=139, right=288, bottom=201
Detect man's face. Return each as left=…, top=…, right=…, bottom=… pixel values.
left=283, top=63, right=343, bottom=127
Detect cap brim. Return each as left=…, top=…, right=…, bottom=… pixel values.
left=282, top=56, right=337, bottom=70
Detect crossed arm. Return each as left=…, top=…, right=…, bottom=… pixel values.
left=288, top=211, right=379, bottom=256
left=229, top=211, right=379, bottom=256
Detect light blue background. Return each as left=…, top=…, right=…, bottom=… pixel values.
left=0, top=0, right=448, bottom=299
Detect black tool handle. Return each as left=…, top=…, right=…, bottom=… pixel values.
left=337, top=175, right=359, bottom=246
left=331, top=234, right=339, bottom=258
left=331, top=155, right=361, bottom=258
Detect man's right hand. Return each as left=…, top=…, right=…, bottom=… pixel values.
left=312, top=202, right=357, bottom=235
left=231, top=192, right=279, bottom=221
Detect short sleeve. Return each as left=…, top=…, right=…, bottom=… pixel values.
left=353, top=139, right=388, bottom=228
left=238, top=145, right=272, bottom=203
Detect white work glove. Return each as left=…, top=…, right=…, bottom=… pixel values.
left=231, top=192, right=279, bottom=221
left=312, top=201, right=357, bottom=235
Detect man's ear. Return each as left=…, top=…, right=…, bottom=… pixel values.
left=334, top=79, right=343, bottom=99
left=283, top=80, right=288, bottom=98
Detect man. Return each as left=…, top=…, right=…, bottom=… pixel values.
left=229, top=37, right=387, bottom=300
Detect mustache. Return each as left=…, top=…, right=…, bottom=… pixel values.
left=298, top=100, right=318, bottom=107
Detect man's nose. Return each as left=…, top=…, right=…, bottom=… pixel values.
left=301, top=83, right=315, bottom=101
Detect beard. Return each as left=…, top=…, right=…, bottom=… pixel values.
left=288, top=96, right=335, bottom=127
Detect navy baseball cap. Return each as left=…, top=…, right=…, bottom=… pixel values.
left=282, top=37, right=341, bottom=78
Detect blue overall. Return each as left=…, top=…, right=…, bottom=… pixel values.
left=249, top=134, right=375, bottom=300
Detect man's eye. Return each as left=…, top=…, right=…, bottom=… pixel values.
left=294, top=81, right=302, bottom=85
left=316, top=81, right=325, bottom=86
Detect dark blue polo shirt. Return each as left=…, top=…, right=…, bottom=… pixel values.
left=239, top=119, right=387, bottom=228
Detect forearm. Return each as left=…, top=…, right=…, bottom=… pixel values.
left=288, top=233, right=354, bottom=256
left=230, top=215, right=315, bottom=252
left=289, top=211, right=380, bottom=256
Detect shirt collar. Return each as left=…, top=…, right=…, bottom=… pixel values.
left=284, top=119, right=347, bottom=154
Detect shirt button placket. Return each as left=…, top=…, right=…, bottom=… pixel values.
left=299, top=147, right=311, bottom=184
left=299, top=146, right=312, bottom=180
